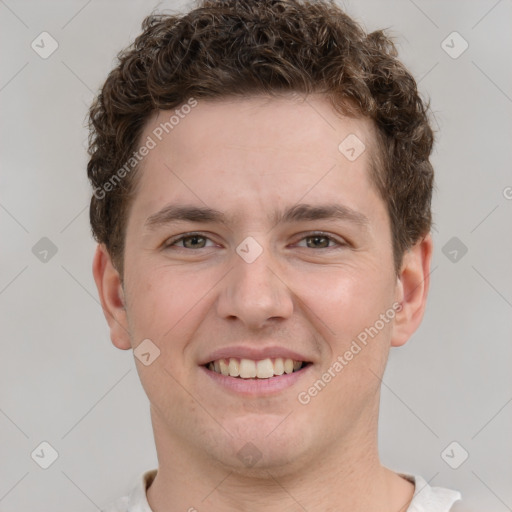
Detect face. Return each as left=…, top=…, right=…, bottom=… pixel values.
left=94, top=94, right=431, bottom=475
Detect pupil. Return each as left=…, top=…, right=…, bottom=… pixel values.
left=309, top=236, right=328, bottom=248
left=186, top=236, right=204, bottom=248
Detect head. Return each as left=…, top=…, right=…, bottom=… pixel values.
left=90, top=0, right=434, bottom=476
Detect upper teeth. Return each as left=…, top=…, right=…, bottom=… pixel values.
left=208, top=358, right=303, bottom=379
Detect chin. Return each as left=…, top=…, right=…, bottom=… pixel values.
left=209, top=413, right=314, bottom=474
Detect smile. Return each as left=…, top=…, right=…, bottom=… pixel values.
left=206, top=357, right=308, bottom=379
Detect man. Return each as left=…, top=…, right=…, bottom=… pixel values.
left=88, top=0, right=462, bottom=510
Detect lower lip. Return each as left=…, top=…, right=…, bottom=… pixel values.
left=199, top=365, right=312, bottom=396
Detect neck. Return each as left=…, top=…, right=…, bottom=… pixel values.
left=146, top=407, right=414, bottom=512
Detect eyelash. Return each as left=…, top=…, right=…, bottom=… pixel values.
left=163, top=231, right=346, bottom=250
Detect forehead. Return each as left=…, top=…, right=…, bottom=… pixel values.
left=129, top=94, right=383, bottom=227
left=146, top=94, right=376, bottom=163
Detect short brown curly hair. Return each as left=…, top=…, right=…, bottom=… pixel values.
left=87, top=0, right=434, bottom=277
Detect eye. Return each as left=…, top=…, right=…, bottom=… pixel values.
left=164, top=233, right=216, bottom=250
left=295, top=232, right=344, bottom=249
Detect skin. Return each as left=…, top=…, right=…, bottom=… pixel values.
left=93, top=94, right=433, bottom=512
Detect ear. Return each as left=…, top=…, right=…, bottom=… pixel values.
left=391, top=234, right=433, bottom=347
left=92, top=244, right=132, bottom=350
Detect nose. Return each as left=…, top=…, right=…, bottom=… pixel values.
left=215, top=244, right=294, bottom=330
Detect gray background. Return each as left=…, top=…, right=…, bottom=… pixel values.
left=1, top=0, right=511, bottom=510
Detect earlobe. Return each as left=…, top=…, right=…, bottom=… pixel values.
left=391, top=234, right=433, bottom=347
left=92, top=244, right=132, bottom=350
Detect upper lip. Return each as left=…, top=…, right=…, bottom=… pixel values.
left=198, top=345, right=313, bottom=366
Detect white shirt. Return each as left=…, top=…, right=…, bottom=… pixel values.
left=101, top=470, right=462, bottom=512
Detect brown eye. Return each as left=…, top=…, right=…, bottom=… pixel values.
left=165, top=233, right=215, bottom=249
left=179, top=235, right=207, bottom=249
left=305, top=235, right=332, bottom=249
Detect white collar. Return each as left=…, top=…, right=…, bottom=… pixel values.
left=106, top=469, right=461, bottom=512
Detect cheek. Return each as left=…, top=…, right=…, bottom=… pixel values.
left=298, top=263, right=396, bottom=344
left=124, top=262, right=218, bottom=354
left=123, top=265, right=210, bottom=404
left=295, top=268, right=395, bottom=419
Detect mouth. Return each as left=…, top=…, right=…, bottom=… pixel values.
left=204, top=357, right=311, bottom=379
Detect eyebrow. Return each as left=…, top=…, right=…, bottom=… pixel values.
left=144, top=203, right=369, bottom=231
